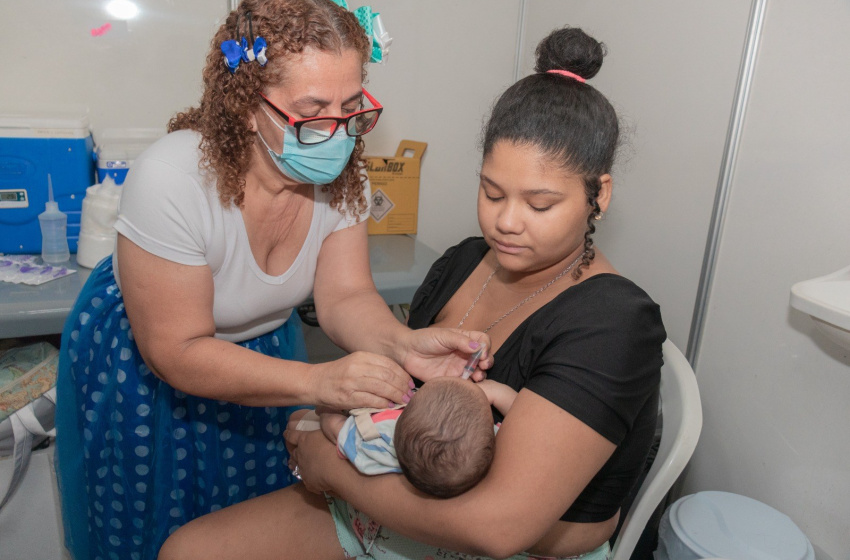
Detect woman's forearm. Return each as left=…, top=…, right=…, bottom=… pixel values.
left=141, top=335, right=315, bottom=407
left=316, top=286, right=409, bottom=363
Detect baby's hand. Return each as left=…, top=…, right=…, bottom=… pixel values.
left=476, top=379, right=518, bottom=416
left=319, top=409, right=349, bottom=443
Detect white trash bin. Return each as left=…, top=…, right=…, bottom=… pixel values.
left=654, top=491, right=815, bottom=560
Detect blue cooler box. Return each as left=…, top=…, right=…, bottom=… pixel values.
left=0, top=113, right=95, bottom=254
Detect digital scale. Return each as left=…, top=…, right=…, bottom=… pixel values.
left=0, top=189, right=29, bottom=209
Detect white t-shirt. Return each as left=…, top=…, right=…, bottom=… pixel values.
left=113, top=130, right=369, bottom=342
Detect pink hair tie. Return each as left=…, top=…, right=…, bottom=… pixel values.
left=546, top=69, right=586, bottom=83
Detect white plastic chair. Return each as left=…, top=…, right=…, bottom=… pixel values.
left=610, top=339, right=703, bottom=560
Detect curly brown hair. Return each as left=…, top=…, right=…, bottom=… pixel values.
left=168, top=0, right=371, bottom=218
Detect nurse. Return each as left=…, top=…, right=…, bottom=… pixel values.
left=54, top=1, right=488, bottom=559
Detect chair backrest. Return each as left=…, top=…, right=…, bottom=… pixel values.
left=610, top=339, right=703, bottom=560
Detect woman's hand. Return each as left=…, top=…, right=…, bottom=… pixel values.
left=284, top=425, right=344, bottom=495
left=308, top=351, right=415, bottom=410
left=397, top=328, right=492, bottom=382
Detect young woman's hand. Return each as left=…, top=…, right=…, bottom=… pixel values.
left=284, top=427, right=345, bottom=495
left=397, top=328, right=492, bottom=382
left=309, top=351, right=415, bottom=410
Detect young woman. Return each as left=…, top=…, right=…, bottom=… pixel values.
left=158, top=25, right=666, bottom=560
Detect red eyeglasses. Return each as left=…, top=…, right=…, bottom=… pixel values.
left=259, top=88, right=383, bottom=145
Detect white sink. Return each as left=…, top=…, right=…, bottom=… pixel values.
left=790, top=265, right=850, bottom=350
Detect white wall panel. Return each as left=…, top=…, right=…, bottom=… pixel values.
left=1, top=0, right=226, bottom=135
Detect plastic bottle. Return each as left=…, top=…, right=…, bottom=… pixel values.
left=38, top=174, right=71, bottom=263
left=77, top=175, right=122, bottom=268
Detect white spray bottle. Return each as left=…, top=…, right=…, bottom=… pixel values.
left=38, top=174, right=71, bottom=263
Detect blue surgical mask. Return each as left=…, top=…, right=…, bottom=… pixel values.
left=257, top=105, right=356, bottom=185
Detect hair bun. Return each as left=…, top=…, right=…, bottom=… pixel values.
left=534, top=26, right=606, bottom=80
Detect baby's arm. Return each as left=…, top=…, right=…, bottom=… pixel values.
left=476, top=379, right=518, bottom=416
left=318, top=408, right=349, bottom=444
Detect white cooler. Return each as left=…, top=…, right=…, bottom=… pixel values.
left=654, top=491, right=815, bottom=560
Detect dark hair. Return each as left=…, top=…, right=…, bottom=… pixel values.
left=394, top=380, right=495, bottom=498
left=168, top=0, right=370, bottom=217
left=482, top=26, right=620, bottom=278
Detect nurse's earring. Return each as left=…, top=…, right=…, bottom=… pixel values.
left=594, top=212, right=605, bottom=221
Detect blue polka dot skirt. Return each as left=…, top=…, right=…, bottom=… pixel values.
left=55, top=258, right=309, bottom=560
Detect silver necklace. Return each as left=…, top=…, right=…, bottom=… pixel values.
left=457, top=252, right=586, bottom=333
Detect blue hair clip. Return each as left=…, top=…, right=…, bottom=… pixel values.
left=240, top=36, right=255, bottom=62
left=254, top=36, right=268, bottom=66
left=246, top=12, right=267, bottom=66
left=221, top=39, right=242, bottom=73
left=221, top=13, right=242, bottom=73
left=222, top=11, right=267, bottom=72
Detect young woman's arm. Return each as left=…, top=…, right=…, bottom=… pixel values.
left=312, top=222, right=491, bottom=382
left=287, top=387, right=616, bottom=558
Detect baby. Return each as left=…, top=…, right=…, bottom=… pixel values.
left=296, top=377, right=517, bottom=498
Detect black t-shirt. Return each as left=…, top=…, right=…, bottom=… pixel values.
left=408, top=237, right=666, bottom=523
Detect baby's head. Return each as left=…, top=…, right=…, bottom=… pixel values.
left=394, top=377, right=495, bottom=498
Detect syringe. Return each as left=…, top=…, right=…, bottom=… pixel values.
left=461, top=345, right=486, bottom=380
